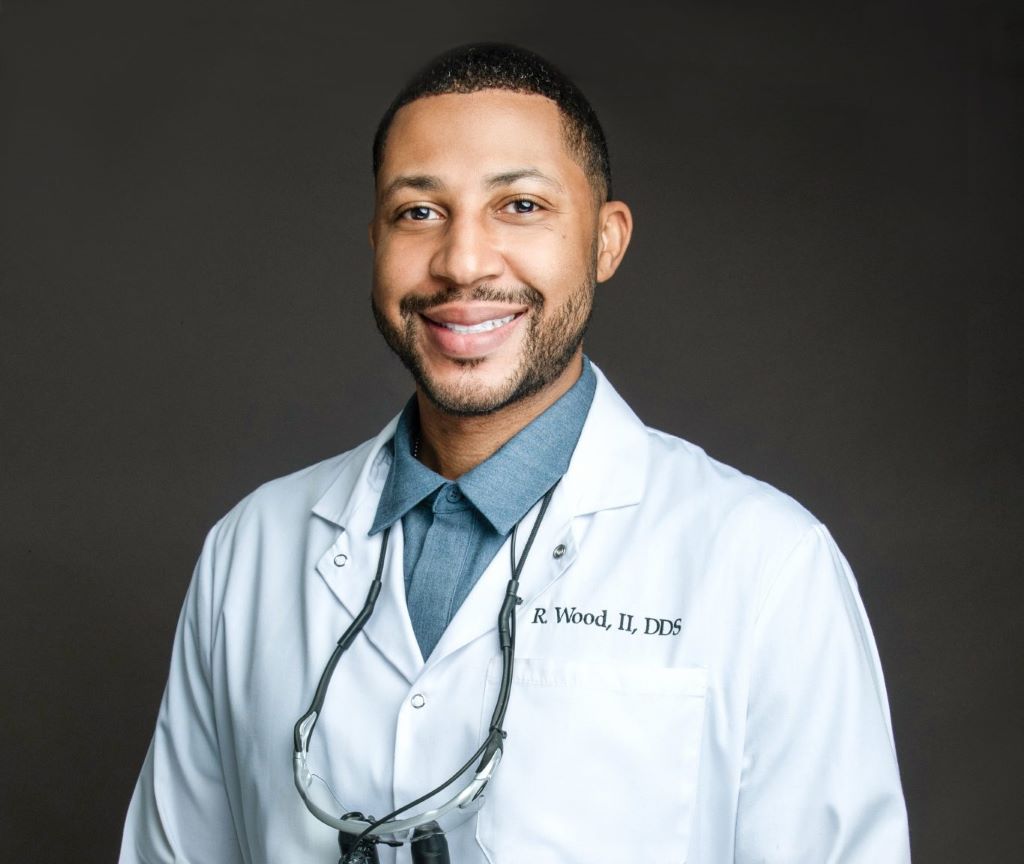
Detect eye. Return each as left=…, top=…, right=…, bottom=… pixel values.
left=502, top=198, right=542, bottom=215
left=398, top=205, right=442, bottom=222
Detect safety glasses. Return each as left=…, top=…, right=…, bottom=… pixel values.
left=293, top=719, right=502, bottom=844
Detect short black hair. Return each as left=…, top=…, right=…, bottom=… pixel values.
left=372, top=42, right=613, bottom=202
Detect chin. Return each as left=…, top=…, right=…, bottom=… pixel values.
left=417, top=363, right=522, bottom=417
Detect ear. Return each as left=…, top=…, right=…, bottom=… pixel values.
left=594, top=201, right=633, bottom=283
left=368, top=220, right=376, bottom=251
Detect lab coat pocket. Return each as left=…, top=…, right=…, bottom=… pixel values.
left=476, top=657, right=708, bottom=864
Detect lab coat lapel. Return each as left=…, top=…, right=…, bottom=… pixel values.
left=426, top=365, right=649, bottom=667
left=312, top=416, right=424, bottom=684
left=427, top=484, right=577, bottom=667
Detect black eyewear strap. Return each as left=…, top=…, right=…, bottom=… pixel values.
left=293, top=480, right=560, bottom=851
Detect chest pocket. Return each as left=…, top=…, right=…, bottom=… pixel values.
left=475, top=657, right=708, bottom=864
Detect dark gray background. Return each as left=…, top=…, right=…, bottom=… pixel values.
left=2, top=0, right=1021, bottom=860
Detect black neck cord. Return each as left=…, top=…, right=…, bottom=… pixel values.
left=323, top=480, right=561, bottom=856
left=293, top=526, right=391, bottom=752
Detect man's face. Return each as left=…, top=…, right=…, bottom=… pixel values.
left=370, top=90, right=604, bottom=416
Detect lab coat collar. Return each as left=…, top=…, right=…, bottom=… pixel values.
left=310, top=363, right=649, bottom=680
left=312, top=413, right=423, bottom=680
left=556, top=362, right=647, bottom=518
left=311, top=416, right=399, bottom=529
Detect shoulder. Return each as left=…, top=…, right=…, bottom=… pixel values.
left=637, top=425, right=827, bottom=597
left=588, top=365, right=819, bottom=547
left=585, top=365, right=824, bottom=573
left=203, top=434, right=383, bottom=562
left=643, top=425, right=818, bottom=533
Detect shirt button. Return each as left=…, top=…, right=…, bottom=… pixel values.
left=446, top=486, right=462, bottom=503
left=552, top=544, right=567, bottom=559
left=411, top=693, right=426, bottom=709
left=333, top=553, right=348, bottom=567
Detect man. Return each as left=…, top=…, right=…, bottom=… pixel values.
left=120, top=43, right=910, bottom=863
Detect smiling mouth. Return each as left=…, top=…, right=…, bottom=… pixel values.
left=429, top=314, right=518, bottom=334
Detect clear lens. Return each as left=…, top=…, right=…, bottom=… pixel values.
left=294, top=744, right=499, bottom=844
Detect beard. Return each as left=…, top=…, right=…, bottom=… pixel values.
left=372, top=263, right=596, bottom=417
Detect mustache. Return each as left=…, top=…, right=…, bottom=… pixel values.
left=399, top=284, right=544, bottom=317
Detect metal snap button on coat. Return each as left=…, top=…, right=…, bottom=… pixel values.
left=552, top=544, right=567, bottom=559
left=411, top=693, right=426, bottom=709
left=333, top=553, right=348, bottom=567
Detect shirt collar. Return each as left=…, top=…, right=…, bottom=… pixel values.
left=369, top=399, right=446, bottom=535
left=370, top=357, right=597, bottom=536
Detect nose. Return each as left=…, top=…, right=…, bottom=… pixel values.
left=428, top=213, right=505, bottom=288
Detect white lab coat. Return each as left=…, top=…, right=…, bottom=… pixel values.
left=120, top=365, right=910, bottom=863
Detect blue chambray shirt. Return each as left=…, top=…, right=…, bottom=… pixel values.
left=370, top=357, right=597, bottom=660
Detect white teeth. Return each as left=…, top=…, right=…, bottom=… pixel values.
left=440, top=314, right=515, bottom=334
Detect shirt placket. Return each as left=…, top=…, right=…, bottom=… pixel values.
left=405, top=483, right=476, bottom=659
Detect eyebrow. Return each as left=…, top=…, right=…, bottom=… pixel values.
left=485, top=168, right=565, bottom=192
left=380, top=174, right=445, bottom=202
left=380, top=168, right=565, bottom=202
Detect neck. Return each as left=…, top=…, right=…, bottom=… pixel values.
left=415, top=353, right=584, bottom=479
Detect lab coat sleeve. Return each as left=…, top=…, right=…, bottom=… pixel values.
left=119, top=522, right=246, bottom=864
left=734, top=523, right=911, bottom=863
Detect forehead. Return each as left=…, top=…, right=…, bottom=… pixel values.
left=380, top=90, right=582, bottom=187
